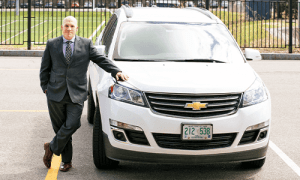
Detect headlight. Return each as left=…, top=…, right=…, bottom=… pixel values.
left=108, top=84, right=147, bottom=107
left=242, top=78, right=268, bottom=107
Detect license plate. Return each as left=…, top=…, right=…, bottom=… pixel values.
left=182, top=124, right=213, bottom=140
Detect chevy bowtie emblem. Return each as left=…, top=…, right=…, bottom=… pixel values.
left=184, top=102, right=208, bottom=110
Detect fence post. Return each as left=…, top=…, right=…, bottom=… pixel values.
left=205, top=0, right=210, bottom=10
left=277, top=3, right=280, bottom=19
left=27, top=0, right=31, bottom=50
left=118, top=0, right=121, bottom=8
left=289, top=0, right=292, bottom=53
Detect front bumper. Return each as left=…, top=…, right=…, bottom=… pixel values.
left=97, top=87, right=271, bottom=163
left=104, top=132, right=268, bottom=164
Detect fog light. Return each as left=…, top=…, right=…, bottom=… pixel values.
left=257, top=130, right=268, bottom=141
left=110, top=119, right=143, bottom=131
left=112, top=130, right=126, bottom=141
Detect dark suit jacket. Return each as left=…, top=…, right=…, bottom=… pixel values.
left=40, top=35, right=121, bottom=103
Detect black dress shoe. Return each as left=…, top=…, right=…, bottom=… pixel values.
left=59, top=162, right=72, bottom=172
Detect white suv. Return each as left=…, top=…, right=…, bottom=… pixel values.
left=88, top=6, right=271, bottom=169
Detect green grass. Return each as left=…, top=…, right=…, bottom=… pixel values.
left=0, top=10, right=111, bottom=48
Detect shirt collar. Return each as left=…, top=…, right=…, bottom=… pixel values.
left=62, top=35, right=75, bottom=43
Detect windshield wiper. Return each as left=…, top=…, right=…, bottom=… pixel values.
left=114, top=58, right=159, bottom=62
left=113, top=58, right=226, bottom=63
left=180, top=59, right=226, bottom=63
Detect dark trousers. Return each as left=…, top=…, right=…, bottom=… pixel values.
left=47, top=91, right=84, bottom=163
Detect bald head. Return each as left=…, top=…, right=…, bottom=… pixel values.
left=63, top=16, right=78, bottom=26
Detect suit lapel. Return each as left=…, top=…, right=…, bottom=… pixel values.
left=56, top=36, right=67, bottom=66
left=68, top=35, right=80, bottom=66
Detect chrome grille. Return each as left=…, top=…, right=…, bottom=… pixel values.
left=145, top=93, right=242, bottom=118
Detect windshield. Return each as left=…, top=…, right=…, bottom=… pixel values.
left=113, top=22, right=245, bottom=63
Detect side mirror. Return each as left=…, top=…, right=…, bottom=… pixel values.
left=95, top=45, right=106, bottom=56
left=245, top=48, right=262, bottom=61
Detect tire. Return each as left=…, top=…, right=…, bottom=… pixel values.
left=93, top=106, right=119, bottom=169
left=87, top=79, right=95, bottom=124
left=241, top=158, right=266, bottom=169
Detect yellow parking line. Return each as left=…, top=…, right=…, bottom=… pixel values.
left=0, top=69, right=39, bottom=71
left=45, top=155, right=62, bottom=180
left=0, top=110, right=48, bottom=112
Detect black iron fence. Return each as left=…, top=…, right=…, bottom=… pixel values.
left=209, top=0, right=300, bottom=52
left=0, top=0, right=299, bottom=52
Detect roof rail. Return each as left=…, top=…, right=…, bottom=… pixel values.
left=121, top=5, right=133, bottom=18
left=185, top=7, right=216, bottom=20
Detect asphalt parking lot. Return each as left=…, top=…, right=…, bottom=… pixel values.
left=0, top=57, right=300, bottom=180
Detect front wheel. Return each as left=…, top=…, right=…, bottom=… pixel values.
left=93, top=106, right=119, bottom=169
left=241, top=158, right=266, bottom=169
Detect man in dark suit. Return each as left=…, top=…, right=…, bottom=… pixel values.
left=40, top=16, right=128, bottom=172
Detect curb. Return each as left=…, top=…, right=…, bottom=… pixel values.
left=261, top=53, right=300, bottom=60
left=1, top=50, right=300, bottom=60
left=0, top=50, right=44, bottom=57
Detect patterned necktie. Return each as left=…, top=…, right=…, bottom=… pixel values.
left=65, top=41, right=72, bottom=64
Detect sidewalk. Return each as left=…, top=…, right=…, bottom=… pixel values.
left=0, top=50, right=300, bottom=60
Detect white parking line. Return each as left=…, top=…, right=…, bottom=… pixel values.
left=1, top=20, right=47, bottom=44
left=88, top=21, right=105, bottom=39
left=270, top=140, right=300, bottom=177
left=0, top=20, right=17, bottom=28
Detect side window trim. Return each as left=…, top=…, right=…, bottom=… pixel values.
left=101, top=14, right=117, bottom=47
left=101, top=16, right=114, bottom=44
left=104, top=18, right=118, bottom=53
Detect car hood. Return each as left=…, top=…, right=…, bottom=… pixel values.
left=114, top=61, right=256, bottom=94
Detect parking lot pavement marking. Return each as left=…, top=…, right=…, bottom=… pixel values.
left=0, top=20, right=17, bottom=28
left=270, top=141, right=300, bottom=177
left=0, top=110, right=48, bottom=112
left=1, top=20, right=47, bottom=44
left=88, top=21, right=105, bottom=39
left=45, top=155, right=62, bottom=180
